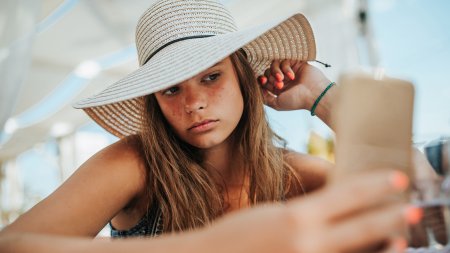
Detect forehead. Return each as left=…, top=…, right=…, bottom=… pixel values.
left=154, top=57, right=234, bottom=93
left=207, top=57, right=231, bottom=69
left=192, top=57, right=233, bottom=76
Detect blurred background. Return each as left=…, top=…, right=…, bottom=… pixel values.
left=0, top=0, right=449, bottom=236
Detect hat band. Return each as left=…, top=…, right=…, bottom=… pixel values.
left=144, top=35, right=216, bottom=64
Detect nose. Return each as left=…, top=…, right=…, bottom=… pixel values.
left=183, top=84, right=207, bottom=114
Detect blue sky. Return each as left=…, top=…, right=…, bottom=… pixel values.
left=369, top=0, right=450, bottom=140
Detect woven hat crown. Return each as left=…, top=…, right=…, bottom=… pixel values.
left=135, top=0, right=238, bottom=66
left=75, top=0, right=316, bottom=138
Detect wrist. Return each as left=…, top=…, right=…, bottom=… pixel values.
left=304, top=79, right=331, bottom=110
left=305, top=79, right=332, bottom=109
left=310, top=81, right=335, bottom=116
left=308, top=80, right=336, bottom=129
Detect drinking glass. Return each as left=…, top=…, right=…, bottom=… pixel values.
left=409, top=178, right=449, bottom=250
left=408, top=137, right=450, bottom=251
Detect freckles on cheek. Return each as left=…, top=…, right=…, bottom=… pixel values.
left=209, top=86, right=226, bottom=103
left=168, top=108, right=183, bottom=121
left=160, top=103, right=183, bottom=123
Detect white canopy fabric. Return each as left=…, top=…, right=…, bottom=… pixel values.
left=0, top=0, right=361, bottom=161
left=0, top=0, right=39, bottom=142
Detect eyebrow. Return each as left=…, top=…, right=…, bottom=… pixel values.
left=164, top=60, right=225, bottom=90
left=210, top=60, right=224, bottom=68
left=199, top=61, right=224, bottom=75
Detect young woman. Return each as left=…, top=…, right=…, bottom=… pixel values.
left=0, top=0, right=419, bottom=252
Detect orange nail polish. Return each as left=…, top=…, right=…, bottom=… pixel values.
left=259, top=76, right=267, bottom=85
left=404, top=206, right=423, bottom=225
left=390, top=171, right=409, bottom=191
left=393, top=238, right=407, bottom=252
left=275, top=81, right=284, bottom=89
left=287, top=72, right=295, bottom=80
left=275, top=73, right=283, bottom=82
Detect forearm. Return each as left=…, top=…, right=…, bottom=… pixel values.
left=0, top=232, right=202, bottom=253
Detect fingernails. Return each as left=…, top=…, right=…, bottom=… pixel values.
left=389, top=171, right=409, bottom=191
left=404, top=206, right=423, bottom=225
left=287, top=72, right=295, bottom=80
left=259, top=76, right=267, bottom=85
left=393, top=238, right=407, bottom=253
left=275, top=73, right=283, bottom=82
left=275, top=81, right=284, bottom=89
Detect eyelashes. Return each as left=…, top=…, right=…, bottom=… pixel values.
left=202, top=72, right=221, bottom=82
left=162, top=72, right=222, bottom=96
left=162, top=86, right=180, bottom=96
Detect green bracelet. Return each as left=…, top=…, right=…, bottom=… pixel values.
left=310, top=82, right=335, bottom=116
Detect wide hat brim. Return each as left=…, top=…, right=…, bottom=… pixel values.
left=73, top=13, right=316, bottom=138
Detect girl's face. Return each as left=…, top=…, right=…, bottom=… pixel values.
left=154, top=57, right=244, bottom=149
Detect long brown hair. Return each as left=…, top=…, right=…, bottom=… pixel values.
left=138, top=49, right=302, bottom=232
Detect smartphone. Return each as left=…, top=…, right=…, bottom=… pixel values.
left=329, top=73, right=415, bottom=181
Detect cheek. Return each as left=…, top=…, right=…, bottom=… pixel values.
left=226, top=83, right=244, bottom=109
left=211, top=81, right=243, bottom=106
left=209, top=86, right=226, bottom=103
left=159, top=102, right=184, bottom=127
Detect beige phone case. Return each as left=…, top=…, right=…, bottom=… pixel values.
left=330, top=73, right=415, bottom=181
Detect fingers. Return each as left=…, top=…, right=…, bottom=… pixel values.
left=262, top=68, right=275, bottom=92
left=258, top=60, right=295, bottom=108
left=258, top=60, right=297, bottom=92
left=285, top=169, right=418, bottom=253
left=280, top=60, right=295, bottom=81
left=288, top=169, right=410, bottom=221
left=270, top=60, right=285, bottom=89
left=260, top=67, right=280, bottom=109
left=326, top=204, right=411, bottom=253
left=381, top=237, right=408, bottom=253
left=261, top=89, right=279, bottom=110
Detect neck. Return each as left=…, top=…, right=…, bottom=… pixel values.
left=201, top=138, right=244, bottom=186
left=201, top=137, right=251, bottom=213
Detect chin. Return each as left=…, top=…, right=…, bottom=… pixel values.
left=188, top=137, right=226, bottom=149
left=190, top=140, right=220, bottom=149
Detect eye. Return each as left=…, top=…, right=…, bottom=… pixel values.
left=162, top=86, right=179, bottom=96
left=202, top=72, right=221, bottom=82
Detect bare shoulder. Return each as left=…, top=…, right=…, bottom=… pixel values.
left=84, top=134, right=146, bottom=186
left=283, top=149, right=334, bottom=195
left=73, top=134, right=148, bottom=209
left=72, top=134, right=147, bottom=193
left=1, top=135, right=147, bottom=237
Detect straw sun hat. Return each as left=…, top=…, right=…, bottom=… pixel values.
left=73, top=0, right=317, bottom=138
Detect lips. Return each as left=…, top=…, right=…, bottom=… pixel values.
left=188, top=119, right=219, bottom=131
